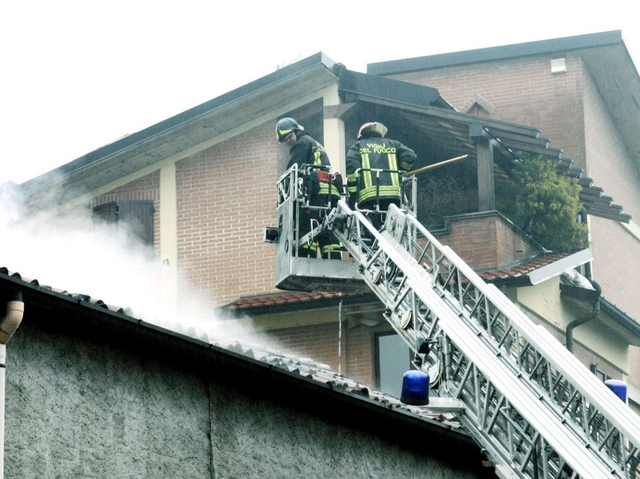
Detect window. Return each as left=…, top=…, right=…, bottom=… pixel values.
left=375, top=332, right=411, bottom=398
left=93, top=200, right=155, bottom=256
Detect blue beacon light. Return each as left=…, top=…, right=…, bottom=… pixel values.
left=400, top=370, right=430, bottom=406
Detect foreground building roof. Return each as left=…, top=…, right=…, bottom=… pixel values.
left=0, top=265, right=471, bottom=442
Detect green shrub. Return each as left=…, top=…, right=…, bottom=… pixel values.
left=495, top=154, right=588, bottom=252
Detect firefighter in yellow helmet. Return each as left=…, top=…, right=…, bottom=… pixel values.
left=276, top=117, right=342, bottom=259
left=346, top=122, right=416, bottom=229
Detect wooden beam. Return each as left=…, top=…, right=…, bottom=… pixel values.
left=406, top=155, right=469, bottom=176
left=476, top=138, right=495, bottom=211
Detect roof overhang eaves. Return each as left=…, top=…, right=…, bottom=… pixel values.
left=561, top=286, right=640, bottom=346
left=581, top=40, right=640, bottom=170
left=19, top=52, right=338, bottom=197
left=217, top=292, right=380, bottom=319
left=599, top=296, right=640, bottom=343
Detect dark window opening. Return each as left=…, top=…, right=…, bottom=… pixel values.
left=92, top=200, right=155, bottom=257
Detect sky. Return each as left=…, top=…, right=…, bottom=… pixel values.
left=2, top=1, right=639, bottom=186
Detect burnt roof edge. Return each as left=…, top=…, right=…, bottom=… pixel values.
left=337, top=69, right=451, bottom=110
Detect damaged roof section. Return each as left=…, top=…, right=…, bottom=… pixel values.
left=332, top=67, right=630, bottom=223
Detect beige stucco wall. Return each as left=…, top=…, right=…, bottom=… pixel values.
left=515, top=278, right=629, bottom=374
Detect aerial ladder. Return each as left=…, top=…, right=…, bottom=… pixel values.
left=267, top=164, right=640, bottom=479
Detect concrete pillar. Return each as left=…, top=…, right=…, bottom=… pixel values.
left=322, top=84, right=346, bottom=175
left=160, top=163, right=178, bottom=313
left=470, top=123, right=495, bottom=212
left=476, top=139, right=495, bottom=211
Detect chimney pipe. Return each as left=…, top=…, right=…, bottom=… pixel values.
left=0, top=293, right=24, bottom=479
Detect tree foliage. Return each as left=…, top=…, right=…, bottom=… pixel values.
left=495, top=154, right=588, bottom=252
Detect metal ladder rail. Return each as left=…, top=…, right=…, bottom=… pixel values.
left=389, top=204, right=640, bottom=476
left=329, top=200, right=617, bottom=479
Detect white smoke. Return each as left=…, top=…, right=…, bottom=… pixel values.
left=0, top=182, right=262, bottom=346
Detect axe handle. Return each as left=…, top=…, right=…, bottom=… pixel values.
left=406, top=154, right=469, bottom=176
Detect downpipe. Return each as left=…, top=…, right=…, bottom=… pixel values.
left=566, top=280, right=601, bottom=354
left=0, top=293, right=24, bottom=479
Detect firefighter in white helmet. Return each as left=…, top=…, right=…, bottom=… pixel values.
left=346, top=122, right=417, bottom=228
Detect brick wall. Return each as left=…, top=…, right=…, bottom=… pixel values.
left=581, top=61, right=640, bottom=390
left=583, top=65, right=640, bottom=221
left=345, top=320, right=393, bottom=387
left=261, top=321, right=345, bottom=372
left=175, top=121, right=280, bottom=309
left=390, top=54, right=586, bottom=167
left=582, top=67, right=640, bottom=309
left=257, top=312, right=394, bottom=389
left=436, top=213, right=540, bottom=270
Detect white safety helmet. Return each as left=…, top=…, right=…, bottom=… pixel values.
left=357, top=122, right=388, bottom=139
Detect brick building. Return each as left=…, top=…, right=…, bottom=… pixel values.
left=6, top=32, right=640, bottom=409
left=368, top=29, right=640, bottom=400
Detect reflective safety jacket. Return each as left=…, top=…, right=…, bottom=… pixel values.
left=346, top=137, right=416, bottom=206
left=287, top=132, right=340, bottom=201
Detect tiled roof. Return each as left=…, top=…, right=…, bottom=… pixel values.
left=477, top=252, right=575, bottom=284
left=219, top=291, right=368, bottom=315
left=0, top=265, right=461, bottom=433
left=0, top=267, right=134, bottom=315
left=207, top=334, right=460, bottom=427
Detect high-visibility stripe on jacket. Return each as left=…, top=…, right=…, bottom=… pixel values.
left=287, top=132, right=340, bottom=200
left=346, top=137, right=416, bottom=206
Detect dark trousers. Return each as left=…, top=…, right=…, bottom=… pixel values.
left=361, top=197, right=400, bottom=230
left=297, top=196, right=342, bottom=259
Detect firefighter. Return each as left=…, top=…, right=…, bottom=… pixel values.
left=276, top=117, right=342, bottom=259
left=346, top=122, right=417, bottom=229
